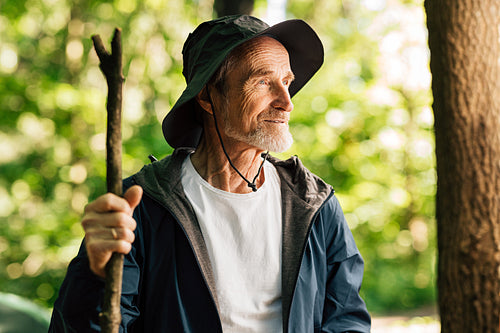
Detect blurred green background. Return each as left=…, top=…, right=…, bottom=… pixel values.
left=0, top=0, right=435, bottom=319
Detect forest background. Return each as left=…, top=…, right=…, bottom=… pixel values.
left=0, top=0, right=435, bottom=320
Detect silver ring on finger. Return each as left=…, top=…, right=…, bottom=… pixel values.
left=111, top=227, right=118, bottom=240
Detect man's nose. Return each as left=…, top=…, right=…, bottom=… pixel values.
left=272, top=84, right=294, bottom=112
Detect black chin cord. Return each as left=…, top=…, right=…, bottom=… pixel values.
left=206, top=86, right=269, bottom=192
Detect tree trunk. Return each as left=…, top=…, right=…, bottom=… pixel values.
left=213, top=0, right=254, bottom=17
left=425, top=1, right=500, bottom=332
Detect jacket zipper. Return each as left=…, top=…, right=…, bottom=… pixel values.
left=284, top=189, right=335, bottom=332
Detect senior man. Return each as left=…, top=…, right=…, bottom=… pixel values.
left=50, top=15, right=371, bottom=332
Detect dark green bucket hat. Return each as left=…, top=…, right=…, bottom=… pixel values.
left=162, top=15, right=324, bottom=148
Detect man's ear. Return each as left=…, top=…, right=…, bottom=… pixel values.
left=195, top=87, right=213, bottom=114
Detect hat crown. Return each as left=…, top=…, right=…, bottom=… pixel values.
left=181, top=15, right=269, bottom=84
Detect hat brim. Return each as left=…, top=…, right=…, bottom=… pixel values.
left=163, top=19, right=324, bottom=149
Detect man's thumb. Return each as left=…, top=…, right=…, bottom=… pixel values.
left=124, top=185, right=143, bottom=213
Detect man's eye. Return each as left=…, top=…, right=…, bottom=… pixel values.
left=258, top=79, right=267, bottom=85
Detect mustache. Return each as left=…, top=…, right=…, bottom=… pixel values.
left=258, top=109, right=290, bottom=122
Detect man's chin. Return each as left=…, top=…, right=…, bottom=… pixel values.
left=224, top=126, right=293, bottom=153
left=255, top=134, right=293, bottom=153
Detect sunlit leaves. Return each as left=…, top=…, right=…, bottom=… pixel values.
left=0, top=0, right=201, bottom=309
left=287, top=0, right=435, bottom=313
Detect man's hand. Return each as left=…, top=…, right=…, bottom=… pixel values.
left=81, top=185, right=143, bottom=278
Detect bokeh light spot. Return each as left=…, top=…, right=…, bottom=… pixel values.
left=311, top=95, right=328, bottom=113
left=69, top=164, right=87, bottom=184
left=11, top=180, right=31, bottom=201
left=0, top=46, right=18, bottom=73
left=66, top=39, right=84, bottom=61
left=6, top=263, right=23, bottom=279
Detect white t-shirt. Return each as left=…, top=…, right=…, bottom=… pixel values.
left=181, top=155, right=283, bottom=333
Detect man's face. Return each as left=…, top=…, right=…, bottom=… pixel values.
left=216, top=36, right=295, bottom=153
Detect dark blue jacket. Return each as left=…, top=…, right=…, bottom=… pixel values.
left=50, top=149, right=370, bottom=332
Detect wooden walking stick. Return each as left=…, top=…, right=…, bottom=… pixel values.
left=92, top=28, right=125, bottom=333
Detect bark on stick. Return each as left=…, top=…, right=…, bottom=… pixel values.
left=92, top=28, right=124, bottom=333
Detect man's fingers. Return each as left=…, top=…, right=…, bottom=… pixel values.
left=87, top=239, right=132, bottom=256
left=86, top=239, right=133, bottom=278
left=84, top=192, right=130, bottom=214
left=84, top=185, right=142, bottom=215
left=84, top=226, right=136, bottom=243
left=82, top=211, right=137, bottom=231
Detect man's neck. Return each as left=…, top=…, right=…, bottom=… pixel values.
left=190, top=137, right=266, bottom=194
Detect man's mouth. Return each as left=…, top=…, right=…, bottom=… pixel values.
left=264, top=119, right=288, bottom=124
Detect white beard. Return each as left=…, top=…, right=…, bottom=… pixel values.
left=228, top=124, right=293, bottom=152
left=222, top=114, right=293, bottom=153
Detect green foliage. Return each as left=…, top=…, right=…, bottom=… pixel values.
left=284, top=0, right=436, bottom=313
left=0, top=0, right=435, bottom=315
left=0, top=0, right=210, bottom=309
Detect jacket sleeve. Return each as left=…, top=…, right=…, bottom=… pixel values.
left=48, top=240, right=141, bottom=333
left=321, top=196, right=371, bottom=333
left=48, top=241, right=105, bottom=333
